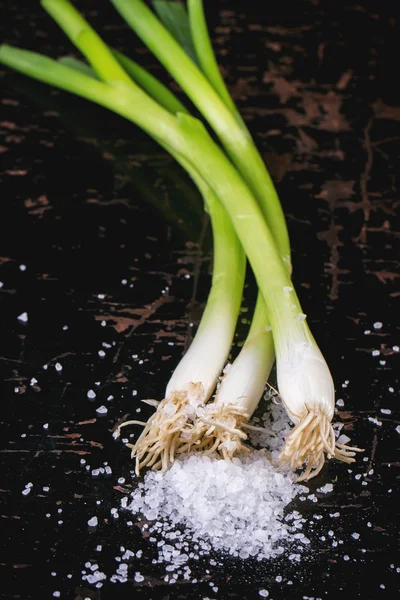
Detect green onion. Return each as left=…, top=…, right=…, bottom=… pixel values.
left=36, top=0, right=247, bottom=473
left=0, top=0, right=363, bottom=479
left=161, top=0, right=277, bottom=457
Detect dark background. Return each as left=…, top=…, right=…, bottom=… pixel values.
left=0, top=1, right=399, bottom=598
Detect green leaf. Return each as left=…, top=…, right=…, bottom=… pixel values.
left=152, top=1, right=198, bottom=64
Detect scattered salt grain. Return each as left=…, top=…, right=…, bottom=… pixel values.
left=53, top=592, right=60, bottom=598
left=388, top=387, right=394, bottom=393
left=336, top=399, right=344, bottom=407
left=381, top=408, right=391, bottom=414
left=134, top=573, right=144, bottom=582
left=19, top=264, right=27, bottom=271
left=338, top=434, right=351, bottom=445
left=101, top=320, right=106, bottom=327
left=372, top=350, right=380, bottom=357
left=43, top=423, right=49, bottom=430
left=55, top=362, right=62, bottom=372
left=17, top=312, right=28, bottom=323
left=368, top=417, right=382, bottom=426
left=344, top=555, right=350, bottom=561
left=258, top=590, right=269, bottom=597
left=352, top=532, right=360, bottom=540
left=87, top=390, right=96, bottom=400
left=0, top=281, right=3, bottom=288
left=96, top=405, right=108, bottom=416
left=396, top=426, right=400, bottom=434
left=30, top=377, right=38, bottom=386
left=317, top=483, right=333, bottom=494
left=393, top=345, right=399, bottom=352
left=88, top=516, right=98, bottom=527
left=98, top=350, right=106, bottom=358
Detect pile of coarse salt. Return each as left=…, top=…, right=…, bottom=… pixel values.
left=122, top=400, right=309, bottom=562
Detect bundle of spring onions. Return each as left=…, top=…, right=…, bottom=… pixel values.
left=0, top=0, right=363, bottom=481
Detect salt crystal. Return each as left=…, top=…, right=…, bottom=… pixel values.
left=393, top=345, right=399, bottom=352
left=98, top=294, right=105, bottom=299
left=352, top=532, right=360, bottom=540
left=381, top=408, right=391, bottom=414
left=53, top=593, right=60, bottom=598
left=134, top=573, right=144, bottom=582
left=98, top=350, right=106, bottom=358
left=336, top=399, right=344, bottom=407
left=368, top=416, right=382, bottom=426
left=344, top=555, right=350, bottom=561
left=317, top=483, right=333, bottom=494
left=55, top=362, right=62, bottom=372
left=96, top=405, right=108, bottom=415
left=101, top=320, right=106, bottom=327
left=396, top=426, right=400, bottom=434
left=258, top=590, right=269, bottom=597
left=297, top=313, right=307, bottom=321
left=388, top=387, right=394, bottom=393
left=337, top=434, right=351, bottom=445
left=88, top=516, right=98, bottom=527
left=372, top=350, right=380, bottom=357
left=0, top=281, right=3, bottom=288
left=373, top=322, right=382, bottom=329
left=43, top=423, right=49, bottom=430
left=17, top=312, right=28, bottom=323
left=30, top=378, right=38, bottom=386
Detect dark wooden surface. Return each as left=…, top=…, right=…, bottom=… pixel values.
left=0, top=1, right=399, bottom=598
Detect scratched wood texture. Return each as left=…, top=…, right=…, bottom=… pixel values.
left=0, top=1, right=399, bottom=599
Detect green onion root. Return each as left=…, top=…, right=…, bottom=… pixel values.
left=277, top=410, right=364, bottom=482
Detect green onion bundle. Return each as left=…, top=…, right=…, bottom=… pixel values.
left=0, top=0, right=362, bottom=480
